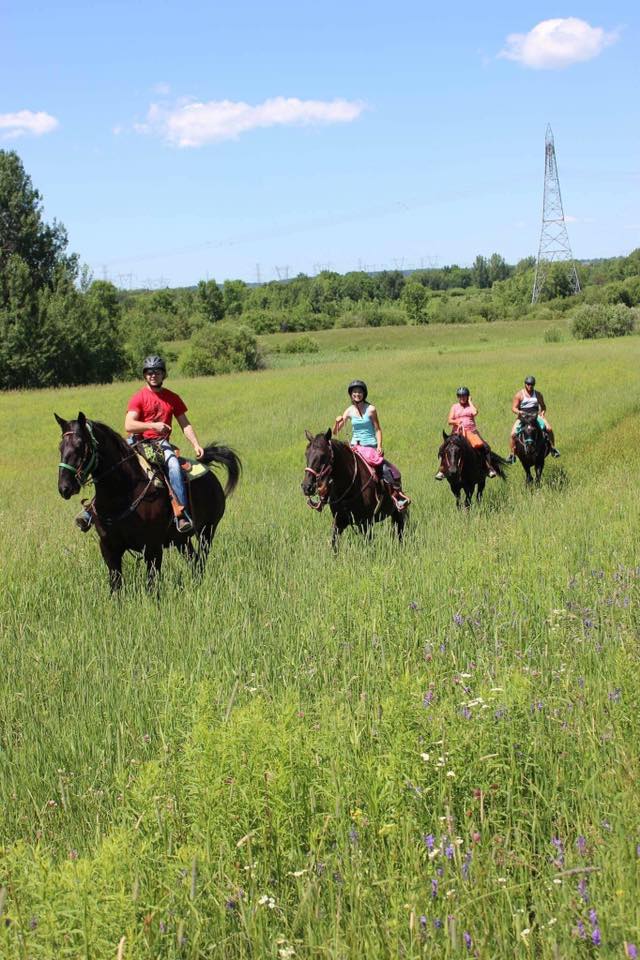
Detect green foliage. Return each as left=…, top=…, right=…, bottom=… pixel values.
left=336, top=301, right=406, bottom=328
left=196, top=279, right=225, bottom=323
left=570, top=303, right=636, bottom=340
left=543, top=326, right=563, bottom=343
left=268, top=334, right=320, bottom=354
left=401, top=281, right=429, bottom=323
left=0, top=152, right=124, bottom=388
left=181, top=323, right=262, bottom=376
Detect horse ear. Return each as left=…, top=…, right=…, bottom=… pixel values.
left=305, top=429, right=314, bottom=442
left=54, top=413, right=69, bottom=432
left=325, top=428, right=332, bottom=441
left=77, top=411, right=87, bottom=428
left=442, top=429, right=449, bottom=440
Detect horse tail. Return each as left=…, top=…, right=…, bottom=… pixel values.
left=200, top=444, right=242, bottom=496
left=490, top=451, right=509, bottom=480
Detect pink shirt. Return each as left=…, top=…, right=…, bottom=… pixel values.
left=449, top=401, right=478, bottom=433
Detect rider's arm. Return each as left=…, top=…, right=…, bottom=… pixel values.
left=176, top=413, right=204, bottom=459
left=333, top=406, right=352, bottom=435
left=536, top=391, right=546, bottom=415
left=368, top=405, right=383, bottom=453
left=447, top=405, right=459, bottom=428
left=125, top=410, right=169, bottom=436
left=511, top=392, right=522, bottom=416
left=468, top=400, right=478, bottom=416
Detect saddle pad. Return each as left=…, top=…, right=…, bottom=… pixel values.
left=180, top=459, right=211, bottom=482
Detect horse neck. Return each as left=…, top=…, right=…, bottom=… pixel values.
left=92, top=426, right=144, bottom=499
left=331, top=441, right=358, bottom=488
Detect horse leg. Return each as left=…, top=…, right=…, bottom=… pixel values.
left=535, top=461, right=544, bottom=485
left=524, top=464, right=533, bottom=485
left=463, top=485, right=473, bottom=509
left=331, top=514, right=350, bottom=552
left=99, top=540, right=124, bottom=594
left=476, top=479, right=486, bottom=504
left=392, top=509, right=406, bottom=542
left=144, top=546, right=163, bottom=593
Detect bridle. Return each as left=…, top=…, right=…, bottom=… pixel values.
left=59, top=422, right=99, bottom=486
left=440, top=436, right=464, bottom=478
left=304, top=441, right=361, bottom=512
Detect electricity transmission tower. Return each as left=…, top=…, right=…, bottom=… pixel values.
left=531, top=124, right=581, bottom=303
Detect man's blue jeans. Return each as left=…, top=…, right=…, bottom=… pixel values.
left=159, top=439, right=188, bottom=510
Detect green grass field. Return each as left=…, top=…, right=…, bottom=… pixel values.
left=1, top=319, right=639, bottom=958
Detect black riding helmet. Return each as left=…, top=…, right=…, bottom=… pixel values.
left=143, top=355, right=167, bottom=374
left=456, top=386, right=470, bottom=397
left=524, top=375, right=536, bottom=386
left=348, top=379, right=368, bottom=400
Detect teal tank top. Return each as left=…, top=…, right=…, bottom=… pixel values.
left=351, top=403, right=377, bottom=447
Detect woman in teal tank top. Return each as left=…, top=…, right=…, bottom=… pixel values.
left=333, top=379, right=409, bottom=510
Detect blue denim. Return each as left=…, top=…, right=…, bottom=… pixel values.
left=160, top=439, right=188, bottom=509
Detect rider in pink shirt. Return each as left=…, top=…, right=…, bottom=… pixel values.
left=435, top=386, right=496, bottom=479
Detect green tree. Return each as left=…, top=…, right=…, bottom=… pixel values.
left=181, top=324, right=262, bottom=376
left=197, top=279, right=225, bottom=323
left=401, top=281, right=429, bottom=323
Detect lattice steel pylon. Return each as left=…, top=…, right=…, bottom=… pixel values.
left=531, top=125, right=581, bottom=303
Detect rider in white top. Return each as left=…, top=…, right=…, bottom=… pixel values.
left=507, top=375, right=560, bottom=462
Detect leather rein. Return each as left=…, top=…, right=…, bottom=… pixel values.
left=305, top=442, right=376, bottom=512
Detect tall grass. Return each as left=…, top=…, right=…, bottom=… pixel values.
left=0, top=321, right=639, bottom=957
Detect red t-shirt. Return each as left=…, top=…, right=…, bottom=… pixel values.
left=127, top=386, right=187, bottom=439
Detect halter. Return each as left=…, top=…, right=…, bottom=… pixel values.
left=440, top=435, right=464, bottom=477
left=59, top=422, right=99, bottom=486
left=304, top=442, right=369, bottom=512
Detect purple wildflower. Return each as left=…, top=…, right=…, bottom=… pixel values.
left=424, top=833, right=435, bottom=850
left=464, top=931, right=472, bottom=951
left=419, top=915, right=427, bottom=929
left=29, top=917, right=38, bottom=930
left=589, top=909, right=598, bottom=927
left=576, top=920, right=586, bottom=939
left=608, top=689, right=621, bottom=702
left=578, top=677, right=585, bottom=687
left=636, top=843, right=640, bottom=859
left=578, top=877, right=589, bottom=903
left=626, top=944, right=638, bottom=959
left=495, top=707, right=506, bottom=720
left=576, top=835, right=587, bottom=855
left=601, top=820, right=611, bottom=831
left=444, top=844, right=455, bottom=860
left=423, top=689, right=435, bottom=708
left=439, top=643, right=446, bottom=653
left=453, top=613, right=464, bottom=626
left=349, top=827, right=359, bottom=845
left=434, top=918, right=443, bottom=929
left=462, top=849, right=472, bottom=880
left=592, top=926, right=601, bottom=947
left=461, top=706, right=472, bottom=720
left=551, top=836, right=565, bottom=867
left=409, top=601, right=419, bottom=610
left=584, top=618, right=594, bottom=629
left=159, top=921, right=167, bottom=934
left=431, top=878, right=438, bottom=899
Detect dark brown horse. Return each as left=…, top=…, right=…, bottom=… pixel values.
left=514, top=413, right=549, bottom=485
left=56, top=412, right=241, bottom=591
left=302, top=429, right=407, bottom=549
left=437, top=431, right=507, bottom=509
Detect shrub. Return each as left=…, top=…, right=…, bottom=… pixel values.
left=181, top=323, right=262, bottom=376
left=270, top=335, right=320, bottom=355
left=544, top=326, right=563, bottom=343
left=570, top=304, right=636, bottom=340
left=336, top=302, right=406, bottom=328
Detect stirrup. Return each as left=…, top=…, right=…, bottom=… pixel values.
left=75, top=509, right=93, bottom=532
left=435, top=471, right=445, bottom=481
left=176, top=516, right=194, bottom=535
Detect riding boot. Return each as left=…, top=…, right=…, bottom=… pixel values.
left=435, top=470, right=445, bottom=480
left=390, top=482, right=411, bottom=510
left=75, top=498, right=94, bottom=532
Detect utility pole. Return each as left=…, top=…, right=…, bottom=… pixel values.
left=532, top=125, right=581, bottom=304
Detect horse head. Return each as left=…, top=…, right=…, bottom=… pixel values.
left=302, top=429, right=334, bottom=506
left=518, top=413, right=544, bottom=454
left=438, top=431, right=465, bottom=482
left=55, top=411, right=96, bottom=499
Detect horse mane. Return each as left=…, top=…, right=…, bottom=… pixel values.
left=89, top=420, right=144, bottom=483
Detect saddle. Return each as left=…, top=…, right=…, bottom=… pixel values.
left=134, top=441, right=211, bottom=485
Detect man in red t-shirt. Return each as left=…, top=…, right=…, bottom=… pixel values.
left=125, top=355, right=204, bottom=535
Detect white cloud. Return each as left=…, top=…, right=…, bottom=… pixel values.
left=152, top=81, right=171, bottom=95
left=135, top=95, right=366, bottom=147
left=0, top=109, right=59, bottom=140
left=498, top=17, right=618, bottom=69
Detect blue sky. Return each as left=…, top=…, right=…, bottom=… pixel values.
left=3, top=1, right=638, bottom=287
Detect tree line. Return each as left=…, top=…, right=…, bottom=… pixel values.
left=2, top=148, right=640, bottom=389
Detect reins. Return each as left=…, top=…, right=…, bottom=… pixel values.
left=305, top=442, right=376, bottom=512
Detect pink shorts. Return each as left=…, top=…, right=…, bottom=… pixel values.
left=351, top=444, right=384, bottom=467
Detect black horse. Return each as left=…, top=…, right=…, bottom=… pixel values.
left=514, top=413, right=549, bottom=485
left=302, top=429, right=407, bottom=549
left=437, top=431, right=507, bottom=509
left=56, top=412, right=241, bottom=591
